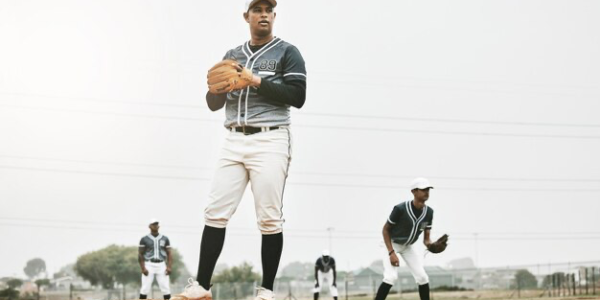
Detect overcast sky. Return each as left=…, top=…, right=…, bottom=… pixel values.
left=1, top=0, right=599, bottom=279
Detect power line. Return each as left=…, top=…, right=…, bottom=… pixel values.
left=0, top=221, right=376, bottom=240
left=310, top=70, right=600, bottom=91
left=440, top=260, right=600, bottom=271
left=8, top=63, right=599, bottom=101
left=0, top=217, right=313, bottom=233
left=299, top=124, right=600, bottom=140
left=302, top=112, right=600, bottom=128
left=1, top=221, right=600, bottom=241
left=0, top=104, right=215, bottom=122
left=2, top=104, right=600, bottom=140
left=0, top=165, right=211, bottom=181
left=451, top=231, right=600, bottom=236
left=316, top=78, right=600, bottom=100
left=0, top=91, right=206, bottom=109
left=289, top=181, right=600, bottom=192
left=290, top=171, right=600, bottom=183
left=2, top=165, right=600, bottom=192
left=3, top=216, right=600, bottom=237
left=3, top=92, right=600, bottom=129
left=0, top=222, right=252, bottom=238
left=4, top=154, right=600, bottom=183
left=0, top=154, right=211, bottom=171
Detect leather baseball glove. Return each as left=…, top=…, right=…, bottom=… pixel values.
left=207, top=59, right=253, bottom=94
left=427, top=234, right=449, bottom=254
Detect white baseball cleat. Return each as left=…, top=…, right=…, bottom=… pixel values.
left=171, top=278, right=212, bottom=300
left=255, top=287, right=275, bottom=300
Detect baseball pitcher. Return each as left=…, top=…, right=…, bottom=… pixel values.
left=172, top=1, right=307, bottom=300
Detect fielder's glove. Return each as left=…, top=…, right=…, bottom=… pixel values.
left=207, top=59, right=253, bottom=94
left=427, top=234, right=449, bottom=254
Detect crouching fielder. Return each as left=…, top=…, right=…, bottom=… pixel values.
left=375, top=178, right=437, bottom=300
left=313, top=250, right=337, bottom=300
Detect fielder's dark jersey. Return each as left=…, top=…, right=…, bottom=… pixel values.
left=139, top=234, right=171, bottom=261
left=222, top=37, right=307, bottom=128
left=315, top=257, right=336, bottom=273
left=387, top=201, right=433, bottom=245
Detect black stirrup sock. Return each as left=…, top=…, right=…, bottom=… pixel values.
left=196, top=225, right=226, bottom=290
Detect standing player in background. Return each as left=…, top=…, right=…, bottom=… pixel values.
left=172, top=0, right=307, bottom=300
left=374, top=178, right=448, bottom=300
left=313, top=250, right=338, bottom=300
left=139, top=219, right=172, bottom=300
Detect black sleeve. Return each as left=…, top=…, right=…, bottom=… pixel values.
left=427, top=209, right=433, bottom=229
left=257, top=45, right=307, bottom=109
left=257, top=79, right=306, bottom=108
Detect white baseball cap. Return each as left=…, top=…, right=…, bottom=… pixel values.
left=410, top=177, right=434, bottom=190
left=322, top=249, right=330, bottom=256
left=149, top=218, right=159, bottom=225
left=244, top=0, right=277, bottom=12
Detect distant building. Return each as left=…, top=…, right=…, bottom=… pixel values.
left=52, top=264, right=91, bottom=290
left=352, top=265, right=454, bottom=291
left=447, top=258, right=476, bottom=270
left=446, top=266, right=522, bottom=290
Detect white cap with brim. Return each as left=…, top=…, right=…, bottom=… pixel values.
left=410, top=177, right=434, bottom=190
left=149, top=218, right=159, bottom=225
left=244, top=0, right=277, bottom=12
left=322, top=249, right=330, bottom=256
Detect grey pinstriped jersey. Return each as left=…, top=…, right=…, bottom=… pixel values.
left=222, top=37, right=307, bottom=128
left=139, top=234, right=171, bottom=261
left=316, top=257, right=336, bottom=273
left=387, top=201, right=434, bottom=245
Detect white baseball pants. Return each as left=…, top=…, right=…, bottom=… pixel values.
left=381, top=242, right=429, bottom=285
left=140, top=262, right=170, bottom=295
left=204, top=128, right=292, bottom=234
left=313, top=271, right=338, bottom=296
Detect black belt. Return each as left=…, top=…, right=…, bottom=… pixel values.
left=148, top=259, right=164, bottom=263
left=229, top=126, right=282, bottom=135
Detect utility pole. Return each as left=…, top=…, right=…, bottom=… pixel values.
left=327, top=227, right=334, bottom=253
left=473, top=233, right=479, bottom=268
left=586, top=268, right=589, bottom=295
left=592, top=267, right=596, bottom=295
left=474, top=233, right=480, bottom=289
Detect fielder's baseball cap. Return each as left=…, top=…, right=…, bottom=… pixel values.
left=410, top=177, right=434, bottom=190
left=149, top=218, right=159, bottom=225
left=244, top=0, right=277, bottom=12
left=322, top=249, right=330, bottom=256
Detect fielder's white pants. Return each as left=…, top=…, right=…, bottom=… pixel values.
left=313, top=271, right=338, bottom=296
left=204, top=128, right=292, bottom=234
left=140, top=262, right=171, bottom=295
left=381, top=242, right=429, bottom=286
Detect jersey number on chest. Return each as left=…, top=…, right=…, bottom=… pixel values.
left=258, top=59, right=277, bottom=71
